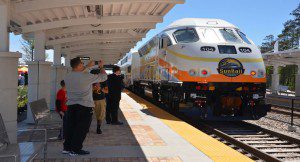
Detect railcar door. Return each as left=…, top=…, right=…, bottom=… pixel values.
left=158, top=35, right=172, bottom=81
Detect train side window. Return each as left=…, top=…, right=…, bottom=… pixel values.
left=160, top=35, right=172, bottom=49
left=236, top=30, right=252, bottom=44
left=173, top=28, right=199, bottom=43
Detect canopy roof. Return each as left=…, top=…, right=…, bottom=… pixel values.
left=263, top=49, right=300, bottom=66
left=8, top=0, right=184, bottom=64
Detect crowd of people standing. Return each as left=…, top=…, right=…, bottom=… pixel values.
left=55, top=57, right=124, bottom=156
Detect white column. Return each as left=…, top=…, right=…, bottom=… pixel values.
left=64, top=54, right=70, bottom=67
left=34, top=31, right=46, bottom=61
left=271, top=65, right=280, bottom=95
left=50, top=66, right=67, bottom=110
left=0, top=2, right=20, bottom=144
left=64, top=53, right=72, bottom=73
left=27, top=30, right=51, bottom=123
left=53, top=45, right=61, bottom=66
left=295, top=65, right=300, bottom=97
left=0, top=52, right=21, bottom=144
left=50, top=45, right=67, bottom=110
left=27, top=62, right=52, bottom=123
left=0, top=4, right=9, bottom=52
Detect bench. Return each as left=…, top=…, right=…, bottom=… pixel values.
left=0, top=113, right=47, bottom=162
left=29, top=98, right=62, bottom=130
left=277, top=85, right=289, bottom=95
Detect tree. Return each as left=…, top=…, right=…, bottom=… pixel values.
left=20, top=39, right=34, bottom=62
left=260, top=35, right=275, bottom=53
left=277, top=4, right=300, bottom=90
left=279, top=65, right=298, bottom=91
left=266, top=66, right=273, bottom=88
left=20, top=39, right=50, bottom=62
left=279, top=3, right=300, bottom=51
left=261, top=3, right=300, bottom=91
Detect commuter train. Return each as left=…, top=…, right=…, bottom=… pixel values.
left=119, top=18, right=270, bottom=120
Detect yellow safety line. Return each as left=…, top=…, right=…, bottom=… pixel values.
left=166, top=49, right=264, bottom=63
left=126, top=91, right=253, bottom=162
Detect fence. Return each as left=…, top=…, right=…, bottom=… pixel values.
left=266, top=95, right=300, bottom=131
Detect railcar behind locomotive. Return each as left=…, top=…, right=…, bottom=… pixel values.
left=123, top=18, right=270, bottom=120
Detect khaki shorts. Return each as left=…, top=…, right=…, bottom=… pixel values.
left=93, top=99, right=106, bottom=121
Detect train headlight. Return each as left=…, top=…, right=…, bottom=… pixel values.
left=199, top=68, right=211, bottom=77
left=250, top=71, right=256, bottom=76
left=189, top=69, right=197, bottom=76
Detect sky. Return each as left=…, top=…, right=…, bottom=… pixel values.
left=9, top=0, right=299, bottom=62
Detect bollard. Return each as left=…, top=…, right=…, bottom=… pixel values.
left=291, top=99, right=294, bottom=126
left=288, top=98, right=297, bottom=132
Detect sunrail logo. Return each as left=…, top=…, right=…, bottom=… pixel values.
left=217, top=58, right=245, bottom=77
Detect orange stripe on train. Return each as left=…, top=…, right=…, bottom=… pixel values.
left=158, top=58, right=266, bottom=83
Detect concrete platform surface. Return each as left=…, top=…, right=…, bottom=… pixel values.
left=17, top=91, right=254, bottom=162
left=19, top=92, right=212, bottom=162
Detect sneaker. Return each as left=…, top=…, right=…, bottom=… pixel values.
left=97, top=128, right=102, bottom=134
left=69, top=150, right=90, bottom=156
left=69, top=151, right=78, bottom=156
left=62, top=150, right=70, bottom=154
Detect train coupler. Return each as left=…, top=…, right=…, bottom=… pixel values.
left=194, top=98, right=207, bottom=108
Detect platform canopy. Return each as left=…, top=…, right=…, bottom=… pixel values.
left=7, top=0, right=184, bottom=64
left=263, top=49, right=300, bottom=66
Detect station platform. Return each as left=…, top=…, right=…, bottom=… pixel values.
left=21, top=91, right=253, bottom=162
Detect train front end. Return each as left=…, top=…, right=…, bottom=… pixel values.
left=161, top=19, right=270, bottom=120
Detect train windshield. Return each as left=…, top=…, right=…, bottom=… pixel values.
left=219, top=28, right=242, bottom=43
left=236, top=30, right=252, bottom=44
left=198, top=28, right=221, bottom=43
left=173, top=28, right=199, bottom=43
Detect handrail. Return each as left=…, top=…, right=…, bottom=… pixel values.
left=266, top=96, right=299, bottom=131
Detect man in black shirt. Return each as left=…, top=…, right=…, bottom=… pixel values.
left=93, top=81, right=108, bottom=134
left=106, top=66, right=124, bottom=125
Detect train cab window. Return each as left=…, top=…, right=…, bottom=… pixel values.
left=199, top=28, right=221, bottom=43
left=173, top=28, right=199, bottom=43
left=219, top=28, right=242, bottom=43
left=160, top=35, right=172, bottom=49
left=236, top=30, right=252, bottom=44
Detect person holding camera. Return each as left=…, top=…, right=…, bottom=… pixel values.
left=106, top=65, right=124, bottom=125
left=63, top=57, right=107, bottom=156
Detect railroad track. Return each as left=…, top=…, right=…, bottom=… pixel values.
left=131, top=90, right=300, bottom=162
left=199, top=121, right=300, bottom=162
left=271, top=106, right=300, bottom=118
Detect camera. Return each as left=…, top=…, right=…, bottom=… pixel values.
left=95, top=60, right=102, bottom=66
left=90, top=68, right=101, bottom=74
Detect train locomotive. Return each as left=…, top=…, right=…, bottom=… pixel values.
left=119, top=18, right=271, bottom=120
